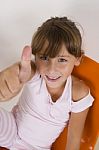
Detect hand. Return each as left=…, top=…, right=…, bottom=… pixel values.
left=0, top=46, right=35, bottom=101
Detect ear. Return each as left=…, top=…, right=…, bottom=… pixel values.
left=74, top=56, right=82, bottom=66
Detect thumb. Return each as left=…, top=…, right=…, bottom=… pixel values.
left=19, top=46, right=32, bottom=83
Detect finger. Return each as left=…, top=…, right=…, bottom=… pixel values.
left=5, top=74, right=23, bottom=94
left=19, top=46, right=32, bottom=83
left=0, top=75, right=22, bottom=101
left=0, top=90, right=4, bottom=100
left=0, top=79, right=12, bottom=100
left=21, top=45, right=32, bottom=61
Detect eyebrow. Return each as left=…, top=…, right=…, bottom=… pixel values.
left=38, top=53, right=70, bottom=58
left=57, top=55, right=70, bottom=58
left=38, top=53, right=46, bottom=55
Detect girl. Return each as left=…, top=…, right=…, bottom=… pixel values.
left=0, top=17, right=94, bottom=150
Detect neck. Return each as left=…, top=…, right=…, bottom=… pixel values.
left=46, top=82, right=66, bottom=102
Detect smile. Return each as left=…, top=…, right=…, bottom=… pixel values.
left=45, top=75, right=61, bottom=82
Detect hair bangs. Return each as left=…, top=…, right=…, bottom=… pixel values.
left=43, top=27, right=64, bottom=58
left=31, top=25, right=64, bottom=58
left=31, top=30, right=46, bottom=55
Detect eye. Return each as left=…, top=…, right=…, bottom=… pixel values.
left=58, top=58, right=68, bottom=62
left=39, top=55, right=49, bottom=61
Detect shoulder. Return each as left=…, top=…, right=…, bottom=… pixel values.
left=72, top=75, right=89, bottom=102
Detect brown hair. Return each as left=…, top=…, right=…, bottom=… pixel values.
left=31, top=17, right=84, bottom=58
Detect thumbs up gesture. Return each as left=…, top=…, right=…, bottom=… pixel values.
left=19, top=46, right=33, bottom=82
left=0, top=46, right=36, bottom=101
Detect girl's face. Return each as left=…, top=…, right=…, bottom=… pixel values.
left=35, top=44, right=81, bottom=90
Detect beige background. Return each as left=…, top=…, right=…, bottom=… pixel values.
left=0, top=0, right=99, bottom=149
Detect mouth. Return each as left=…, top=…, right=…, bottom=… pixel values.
left=45, top=75, right=61, bottom=82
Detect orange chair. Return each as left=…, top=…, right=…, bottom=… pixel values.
left=52, top=55, right=99, bottom=150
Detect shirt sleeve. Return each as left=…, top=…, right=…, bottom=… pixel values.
left=71, top=91, right=94, bottom=113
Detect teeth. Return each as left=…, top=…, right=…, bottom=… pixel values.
left=49, top=77, right=57, bottom=80
left=46, top=75, right=60, bottom=80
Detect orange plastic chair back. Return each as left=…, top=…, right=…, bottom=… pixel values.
left=52, top=55, right=99, bottom=150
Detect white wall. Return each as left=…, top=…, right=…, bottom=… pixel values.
left=0, top=0, right=99, bottom=149
left=0, top=0, right=99, bottom=69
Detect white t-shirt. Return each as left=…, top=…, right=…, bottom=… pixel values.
left=14, top=72, right=94, bottom=149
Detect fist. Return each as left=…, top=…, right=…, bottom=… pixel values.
left=0, top=46, right=35, bottom=101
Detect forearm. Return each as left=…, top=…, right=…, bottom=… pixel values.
left=66, top=107, right=89, bottom=150
left=65, top=137, right=81, bottom=150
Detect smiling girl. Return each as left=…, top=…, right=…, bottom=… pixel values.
left=0, top=17, right=94, bottom=150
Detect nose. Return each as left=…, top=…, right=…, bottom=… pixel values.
left=47, top=60, right=56, bottom=73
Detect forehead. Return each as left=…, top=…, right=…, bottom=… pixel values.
left=38, top=41, right=71, bottom=57
left=58, top=44, right=70, bottom=56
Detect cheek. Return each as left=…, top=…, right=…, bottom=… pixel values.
left=62, top=64, right=74, bottom=75
left=35, top=62, right=46, bottom=74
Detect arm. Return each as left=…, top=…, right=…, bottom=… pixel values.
left=0, top=46, right=36, bottom=101
left=66, top=108, right=89, bottom=150
left=66, top=76, right=90, bottom=150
